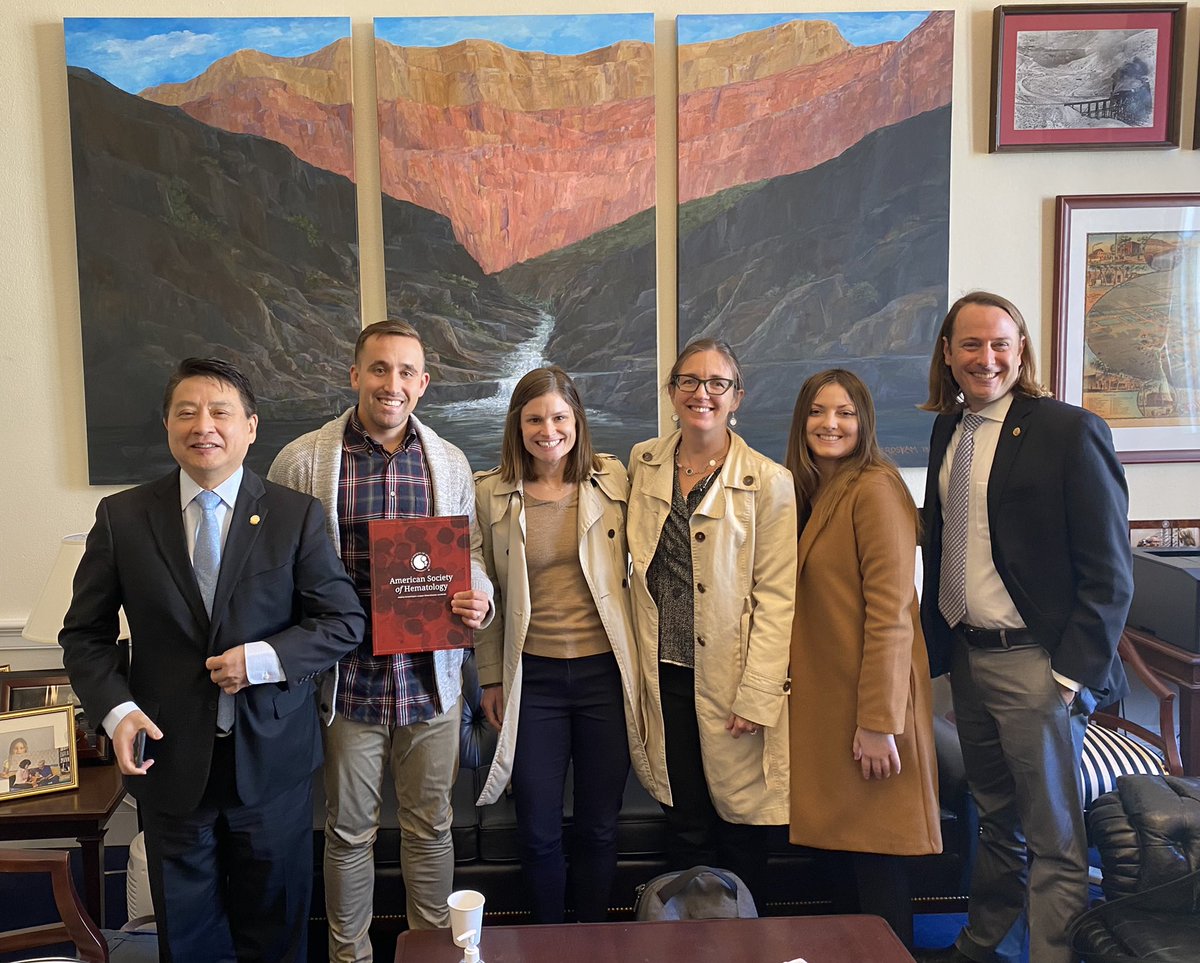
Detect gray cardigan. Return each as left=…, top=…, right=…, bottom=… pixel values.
left=269, top=407, right=494, bottom=720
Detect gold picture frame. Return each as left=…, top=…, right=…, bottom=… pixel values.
left=0, top=705, right=79, bottom=802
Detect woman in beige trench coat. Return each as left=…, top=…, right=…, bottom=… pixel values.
left=785, top=369, right=941, bottom=949
left=475, top=367, right=651, bottom=923
left=627, top=339, right=797, bottom=902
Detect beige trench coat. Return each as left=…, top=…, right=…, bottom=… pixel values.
left=789, top=468, right=941, bottom=855
left=473, top=456, right=654, bottom=805
left=627, top=430, right=796, bottom=825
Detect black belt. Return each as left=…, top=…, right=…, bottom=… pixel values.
left=954, top=623, right=1037, bottom=650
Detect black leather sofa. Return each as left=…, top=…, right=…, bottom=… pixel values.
left=1072, top=774, right=1200, bottom=962
left=308, top=653, right=974, bottom=956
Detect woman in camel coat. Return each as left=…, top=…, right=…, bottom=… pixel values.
left=785, top=368, right=940, bottom=949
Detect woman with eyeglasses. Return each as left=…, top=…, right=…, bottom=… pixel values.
left=626, top=339, right=797, bottom=901
left=784, top=369, right=940, bottom=948
left=474, top=367, right=652, bottom=924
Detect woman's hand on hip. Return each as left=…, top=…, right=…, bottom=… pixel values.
left=853, top=727, right=900, bottom=780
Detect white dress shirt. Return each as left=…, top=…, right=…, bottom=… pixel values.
left=938, top=394, right=1080, bottom=692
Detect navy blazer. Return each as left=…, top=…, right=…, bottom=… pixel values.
left=920, top=394, right=1132, bottom=706
left=61, top=468, right=364, bottom=815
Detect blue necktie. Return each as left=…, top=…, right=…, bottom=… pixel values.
left=193, top=490, right=234, bottom=732
left=938, top=413, right=986, bottom=629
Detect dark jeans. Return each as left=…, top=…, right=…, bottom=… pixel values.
left=658, top=662, right=769, bottom=905
left=511, top=651, right=631, bottom=923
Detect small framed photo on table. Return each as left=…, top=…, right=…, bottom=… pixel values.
left=1053, top=193, right=1200, bottom=464
left=0, top=669, right=111, bottom=763
left=0, top=705, right=79, bottom=802
left=990, top=4, right=1185, bottom=151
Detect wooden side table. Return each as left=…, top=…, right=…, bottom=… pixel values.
left=1122, top=625, right=1200, bottom=775
left=0, top=762, right=126, bottom=927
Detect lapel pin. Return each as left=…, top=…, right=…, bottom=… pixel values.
left=1012, top=427, right=1021, bottom=437
left=250, top=514, right=261, bottom=525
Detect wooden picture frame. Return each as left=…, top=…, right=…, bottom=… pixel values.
left=1053, top=193, right=1200, bottom=463
left=0, top=705, right=79, bottom=802
left=0, top=669, right=110, bottom=763
left=990, top=4, right=1185, bottom=151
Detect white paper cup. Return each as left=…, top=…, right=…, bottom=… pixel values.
left=448, top=889, right=485, bottom=947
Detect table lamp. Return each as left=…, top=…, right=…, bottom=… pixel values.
left=22, top=534, right=129, bottom=645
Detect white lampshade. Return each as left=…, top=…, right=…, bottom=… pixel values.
left=22, top=534, right=130, bottom=644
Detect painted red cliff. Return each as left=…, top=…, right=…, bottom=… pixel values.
left=140, top=40, right=355, bottom=183
left=134, top=14, right=953, bottom=275
left=678, top=11, right=955, bottom=203
left=375, top=37, right=655, bottom=274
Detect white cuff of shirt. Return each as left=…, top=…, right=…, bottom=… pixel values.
left=100, top=643, right=283, bottom=734
left=1051, top=671, right=1082, bottom=693
left=245, top=640, right=285, bottom=684
left=102, top=701, right=140, bottom=737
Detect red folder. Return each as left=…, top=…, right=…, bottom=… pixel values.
left=369, top=516, right=474, bottom=655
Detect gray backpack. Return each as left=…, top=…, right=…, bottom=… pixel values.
left=634, top=865, right=758, bottom=921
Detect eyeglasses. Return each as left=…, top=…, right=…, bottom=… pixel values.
left=671, top=375, right=737, bottom=395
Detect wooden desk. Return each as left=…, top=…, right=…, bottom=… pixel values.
left=395, top=915, right=915, bottom=962
left=1123, top=625, right=1200, bottom=775
left=0, top=763, right=126, bottom=927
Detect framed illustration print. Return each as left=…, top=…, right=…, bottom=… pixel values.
left=1053, top=193, right=1200, bottom=463
left=0, top=669, right=110, bottom=763
left=991, top=4, right=1185, bottom=151
left=0, top=705, right=79, bottom=802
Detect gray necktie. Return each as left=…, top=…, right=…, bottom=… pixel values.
left=193, top=490, right=234, bottom=732
left=938, top=413, right=986, bottom=629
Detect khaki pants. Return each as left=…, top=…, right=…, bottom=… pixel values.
left=322, top=707, right=460, bottom=962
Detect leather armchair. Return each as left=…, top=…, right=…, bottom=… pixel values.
left=1072, top=775, right=1200, bottom=962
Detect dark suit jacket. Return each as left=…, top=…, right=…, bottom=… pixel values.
left=60, top=468, right=364, bottom=815
left=920, top=394, right=1132, bottom=706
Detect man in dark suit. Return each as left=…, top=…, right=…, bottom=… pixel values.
left=60, top=358, right=365, bottom=962
left=916, top=292, right=1132, bottom=963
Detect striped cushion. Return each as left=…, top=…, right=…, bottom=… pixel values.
left=1080, top=723, right=1166, bottom=808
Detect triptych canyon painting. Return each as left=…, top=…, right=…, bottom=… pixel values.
left=677, top=11, right=952, bottom=464
left=66, top=12, right=950, bottom=482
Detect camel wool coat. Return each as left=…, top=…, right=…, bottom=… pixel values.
left=788, top=467, right=941, bottom=855
left=627, top=430, right=796, bottom=825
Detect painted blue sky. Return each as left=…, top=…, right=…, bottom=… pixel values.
left=64, top=18, right=350, bottom=94
left=677, top=12, right=930, bottom=47
left=375, top=15, right=654, bottom=55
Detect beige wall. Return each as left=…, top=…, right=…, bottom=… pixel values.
left=4, top=0, right=1199, bottom=645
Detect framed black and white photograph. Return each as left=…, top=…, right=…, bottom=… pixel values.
left=991, top=4, right=1185, bottom=151
left=0, top=705, right=79, bottom=802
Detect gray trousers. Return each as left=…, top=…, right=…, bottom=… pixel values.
left=322, top=707, right=460, bottom=962
left=950, top=641, right=1089, bottom=963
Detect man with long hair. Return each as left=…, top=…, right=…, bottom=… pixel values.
left=916, top=293, right=1132, bottom=963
